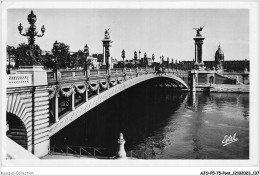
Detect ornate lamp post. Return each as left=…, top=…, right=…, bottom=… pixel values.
left=84, top=45, right=89, bottom=70
left=18, top=10, right=45, bottom=65
left=53, top=40, right=61, bottom=83
left=167, top=57, right=170, bottom=71
left=122, top=49, right=125, bottom=68
left=134, top=51, right=138, bottom=68
left=139, top=50, right=141, bottom=60
left=152, top=53, right=155, bottom=69
left=162, top=56, right=164, bottom=70
left=144, top=52, right=147, bottom=68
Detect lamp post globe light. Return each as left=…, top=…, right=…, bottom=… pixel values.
left=144, top=52, right=147, bottom=68
left=52, top=40, right=61, bottom=83
left=18, top=11, right=45, bottom=46
left=152, top=53, right=155, bottom=67
left=84, top=45, right=89, bottom=70
left=18, top=10, right=45, bottom=66
left=162, top=56, right=164, bottom=70
left=134, top=51, right=138, bottom=68
left=122, top=49, right=125, bottom=68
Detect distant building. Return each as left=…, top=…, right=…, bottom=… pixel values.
left=141, top=57, right=153, bottom=66
left=87, top=56, right=99, bottom=69
left=172, top=45, right=250, bottom=72
left=204, top=45, right=249, bottom=72
left=111, top=57, right=118, bottom=68
left=92, top=53, right=103, bottom=63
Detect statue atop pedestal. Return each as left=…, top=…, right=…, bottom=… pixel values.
left=104, top=28, right=111, bottom=39
left=193, top=26, right=204, bottom=37
left=193, top=26, right=205, bottom=70
left=26, top=45, right=42, bottom=66
left=102, top=28, right=112, bottom=68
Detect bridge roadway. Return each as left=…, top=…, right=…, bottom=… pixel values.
left=6, top=67, right=188, bottom=157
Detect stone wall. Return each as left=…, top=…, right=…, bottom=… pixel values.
left=215, top=73, right=236, bottom=84
left=6, top=87, right=50, bottom=158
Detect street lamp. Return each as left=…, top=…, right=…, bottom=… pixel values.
left=144, top=52, right=147, bottom=68
left=8, top=53, right=11, bottom=74
left=162, top=56, right=164, bottom=70
left=18, top=10, right=45, bottom=65
left=53, top=40, right=60, bottom=83
left=134, top=51, right=137, bottom=68
left=139, top=50, right=141, bottom=60
left=152, top=53, right=155, bottom=68
left=122, top=49, right=125, bottom=68
left=18, top=11, right=45, bottom=46
left=84, top=45, right=89, bottom=70
left=167, top=57, right=169, bottom=71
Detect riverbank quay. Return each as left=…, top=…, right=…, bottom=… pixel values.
left=210, top=84, right=249, bottom=93
left=194, top=84, right=249, bottom=93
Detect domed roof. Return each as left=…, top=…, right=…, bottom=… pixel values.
left=215, top=44, right=224, bottom=56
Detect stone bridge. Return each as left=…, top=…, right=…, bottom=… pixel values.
left=6, top=67, right=188, bottom=157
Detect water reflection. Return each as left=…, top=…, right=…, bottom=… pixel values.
left=50, top=83, right=249, bottom=159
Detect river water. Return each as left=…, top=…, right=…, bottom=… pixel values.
left=51, top=79, right=249, bottom=159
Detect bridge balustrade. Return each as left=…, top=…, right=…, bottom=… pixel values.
left=7, top=74, right=32, bottom=87
left=110, top=68, right=124, bottom=74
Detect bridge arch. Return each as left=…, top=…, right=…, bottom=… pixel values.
left=6, top=112, right=28, bottom=149
left=6, top=91, right=50, bottom=156
left=50, top=73, right=188, bottom=136
left=6, top=94, right=31, bottom=149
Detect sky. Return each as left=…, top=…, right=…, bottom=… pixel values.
left=7, top=9, right=249, bottom=62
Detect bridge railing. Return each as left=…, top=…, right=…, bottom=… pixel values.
left=46, top=67, right=157, bottom=81
left=49, top=145, right=114, bottom=158
left=49, top=145, right=152, bottom=159
left=89, top=69, right=108, bottom=76
left=7, top=74, right=32, bottom=87
left=110, top=68, right=124, bottom=74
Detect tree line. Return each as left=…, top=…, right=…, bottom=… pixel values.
left=6, top=41, right=92, bottom=70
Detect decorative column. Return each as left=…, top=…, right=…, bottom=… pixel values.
left=102, top=28, right=113, bottom=69
left=97, top=87, right=100, bottom=95
left=84, top=88, right=88, bottom=102
left=116, top=133, right=126, bottom=159
left=191, top=73, right=197, bottom=92
left=152, top=53, right=155, bottom=70
left=193, top=26, right=205, bottom=70
left=71, top=91, right=75, bottom=111
left=17, top=10, right=50, bottom=157
left=17, top=10, right=47, bottom=86
left=54, top=94, right=59, bottom=122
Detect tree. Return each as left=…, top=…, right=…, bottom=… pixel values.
left=70, top=50, right=86, bottom=69
left=51, top=41, right=70, bottom=69
left=41, top=53, right=55, bottom=69
left=12, top=43, right=42, bottom=67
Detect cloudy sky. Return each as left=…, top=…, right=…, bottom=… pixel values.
left=7, top=9, right=249, bottom=62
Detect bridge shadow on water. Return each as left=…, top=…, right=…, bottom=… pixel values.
left=50, top=77, right=188, bottom=157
